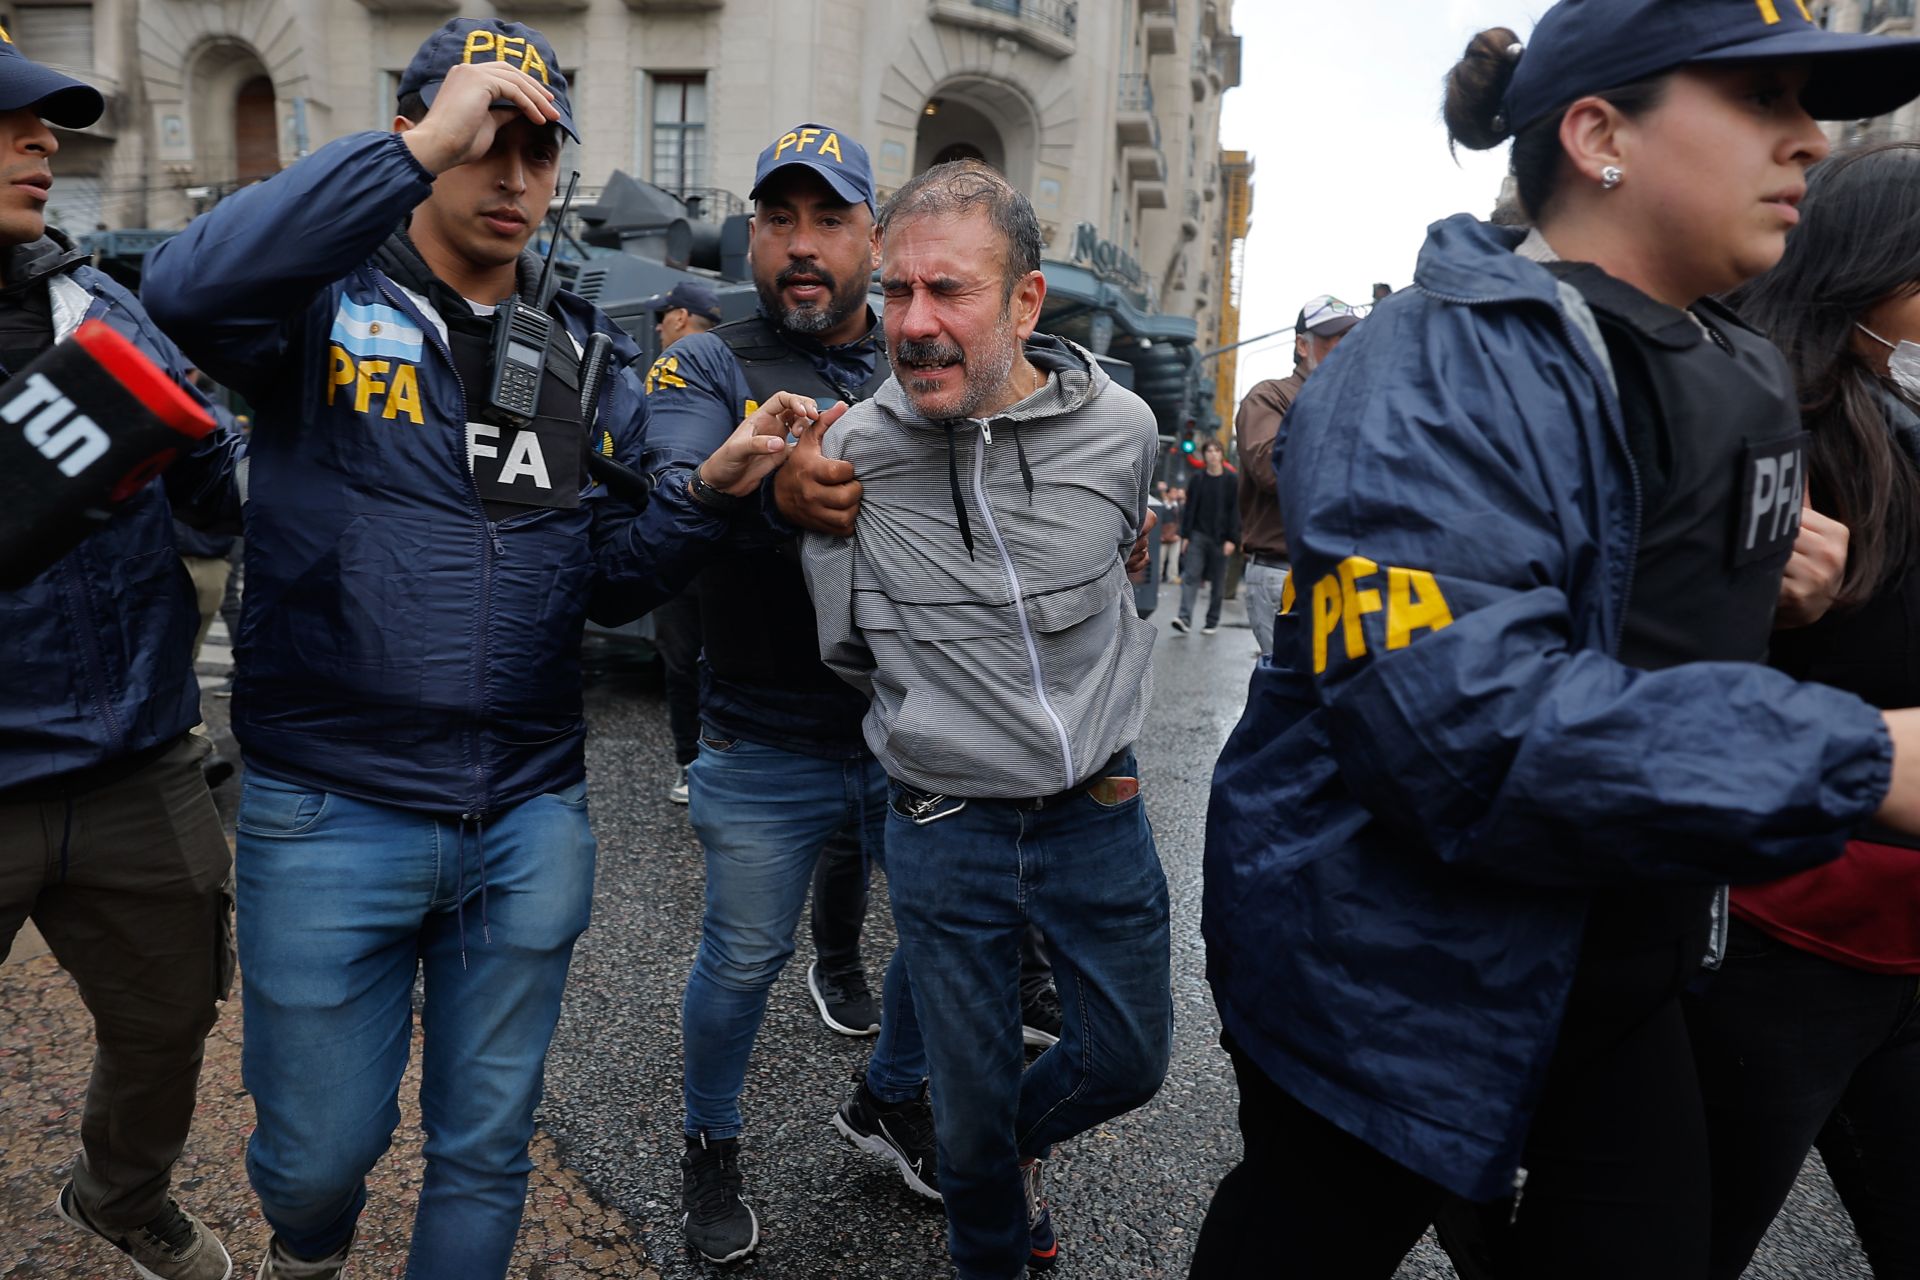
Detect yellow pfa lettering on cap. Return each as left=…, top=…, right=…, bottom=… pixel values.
left=1753, top=0, right=1813, bottom=23
left=461, top=27, right=551, bottom=84
left=0, top=20, right=13, bottom=44
left=773, top=129, right=843, bottom=162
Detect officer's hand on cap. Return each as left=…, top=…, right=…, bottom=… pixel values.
left=698, top=391, right=833, bottom=498
left=1776, top=497, right=1849, bottom=630
left=775, top=406, right=860, bottom=537
left=403, top=62, right=559, bottom=176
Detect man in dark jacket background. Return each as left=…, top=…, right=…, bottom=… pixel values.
left=1173, top=440, right=1241, bottom=635
left=0, top=35, right=241, bottom=1280
left=142, top=20, right=806, bottom=1279
left=1235, top=294, right=1362, bottom=657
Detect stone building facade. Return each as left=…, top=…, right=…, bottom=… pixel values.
left=21, top=0, right=1244, bottom=425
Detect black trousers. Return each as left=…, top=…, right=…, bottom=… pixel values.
left=652, top=592, right=703, bottom=768
left=1685, top=920, right=1920, bottom=1280
left=809, top=825, right=868, bottom=974
left=1193, top=897, right=1714, bottom=1279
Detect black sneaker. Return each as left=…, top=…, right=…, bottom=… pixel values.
left=832, top=1078, right=941, bottom=1201
left=1022, top=987, right=1063, bottom=1049
left=681, top=1135, right=759, bottom=1264
left=54, top=1181, right=234, bottom=1279
left=1022, top=1158, right=1058, bottom=1272
left=1170, top=618, right=1191, bottom=634
left=807, top=959, right=880, bottom=1037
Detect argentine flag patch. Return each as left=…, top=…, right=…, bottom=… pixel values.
left=330, top=299, right=425, bottom=362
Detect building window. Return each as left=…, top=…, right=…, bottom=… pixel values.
left=648, top=74, right=708, bottom=194
left=15, top=4, right=92, bottom=75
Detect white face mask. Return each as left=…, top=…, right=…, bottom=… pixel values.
left=1857, top=323, right=1920, bottom=401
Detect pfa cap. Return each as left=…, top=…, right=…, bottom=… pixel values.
left=1505, top=0, right=1920, bottom=138
left=0, top=24, right=102, bottom=129
left=1298, top=295, right=1363, bottom=338
left=400, top=18, right=577, bottom=142
left=641, top=280, right=723, bottom=325
left=749, top=124, right=875, bottom=213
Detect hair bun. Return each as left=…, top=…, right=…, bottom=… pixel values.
left=1444, top=26, right=1524, bottom=152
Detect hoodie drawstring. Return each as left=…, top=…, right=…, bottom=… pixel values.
left=942, top=422, right=976, bottom=560
left=454, top=812, right=493, bottom=970
left=1009, top=423, right=1035, bottom=503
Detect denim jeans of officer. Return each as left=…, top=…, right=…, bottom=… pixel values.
left=235, top=767, right=595, bottom=1279
left=884, top=757, right=1174, bottom=1280
left=682, top=730, right=926, bottom=1138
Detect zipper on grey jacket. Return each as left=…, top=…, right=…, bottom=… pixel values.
left=969, top=419, right=1074, bottom=789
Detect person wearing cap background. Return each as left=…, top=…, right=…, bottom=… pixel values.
left=1232, top=294, right=1361, bottom=660
left=141, top=19, right=813, bottom=1279
left=636, top=120, right=946, bottom=1267
left=1193, top=2, right=1920, bottom=1276
left=647, top=277, right=723, bottom=355
left=640, top=278, right=722, bottom=806
left=0, top=27, right=243, bottom=1280
left=626, top=277, right=721, bottom=806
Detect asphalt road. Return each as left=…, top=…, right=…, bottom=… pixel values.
left=542, top=593, right=1875, bottom=1279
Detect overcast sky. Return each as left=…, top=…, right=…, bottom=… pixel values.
left=1219, top=1, right=1534, bottom=398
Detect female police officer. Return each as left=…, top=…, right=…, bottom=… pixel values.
left=1194, top=3, right=1920, bottom=1276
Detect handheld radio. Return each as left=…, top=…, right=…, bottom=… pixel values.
left=486, top=170, right=579, bottom=426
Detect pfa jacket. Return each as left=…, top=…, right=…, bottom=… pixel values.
left=1202, top=215, right=1892, bottom=1201
left=142, top=131, right=731, bottom=816
left=0, top=238, right=238, bottom=793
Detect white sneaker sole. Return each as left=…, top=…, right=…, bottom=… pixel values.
left=1022, top=1024, right=1061, bottom=1049
left=831, top=1111, right=942, bottom=1201
left=807, top=961, right=880, bottom=1037
left=682, top=1203, right=759, bottom=1264
left=54, top=1188, right=234, bottom=1280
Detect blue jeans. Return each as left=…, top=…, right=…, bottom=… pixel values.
left=235, top=767, right=595, bottom=1278
left=883, top=757, right=1174, bottom=1280
left=683, top=731, right=926, bottom=1137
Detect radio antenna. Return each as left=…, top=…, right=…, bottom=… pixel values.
left=535, top=170, right=581, bottom=305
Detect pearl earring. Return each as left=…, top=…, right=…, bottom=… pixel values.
left=1601, top=165, right=1624, bottom=191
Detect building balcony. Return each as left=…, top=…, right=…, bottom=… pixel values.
left=623, top=0, right=722, bottom=10
left=1116, top=73, right=1158, bottom=147
left=1135, top=179, right=1168, bottom=210
left=1213, top=34, right=1242, bottom=89
left=1124, top=143, right=1166, bottom=182
left=930, top=0, right=1078, bottom=59
left=515, top=0, right=590, bottom=11
left=1144, top=6, right=1177, bottom=55
left=1139, top=0, right=1173, bottom=12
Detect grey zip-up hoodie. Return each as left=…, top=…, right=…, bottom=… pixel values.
left=801, top=335, right=1159, bottom=797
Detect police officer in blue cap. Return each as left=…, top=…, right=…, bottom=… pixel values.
left=0, top=24, right=243, bottom=1280
left=639, top=123, right=940, bottom=1264
left=644, top=279, right=724, bottom=354
left=142, top=18, right=820, bottom=1280
left=1194, top=2, right=1920, bottom=1276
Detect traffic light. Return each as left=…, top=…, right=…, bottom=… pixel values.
left=1179, top=428, right=1197, bottom=455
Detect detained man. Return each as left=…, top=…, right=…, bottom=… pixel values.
left=802, top=160, right=1173, bottom=1280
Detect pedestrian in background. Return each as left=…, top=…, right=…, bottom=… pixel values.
left=1172, top=440, right=1239, bottom=635
left=1689, top=139, right=1920, bottom=1280
left=1196, top=3, right=1920, bottom=1276
left=1235, top=294, right=1361, bottom=658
